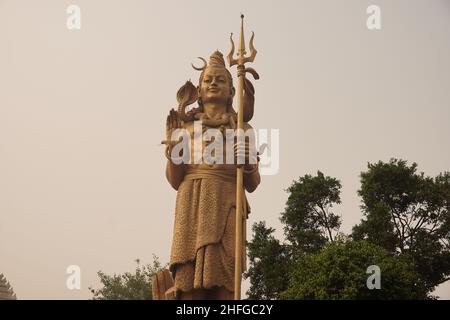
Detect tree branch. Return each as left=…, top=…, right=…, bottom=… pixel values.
left=318, top=203, right=334, bottom=242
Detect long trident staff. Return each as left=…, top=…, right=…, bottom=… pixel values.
left=227, top=14, right=259, bottom=300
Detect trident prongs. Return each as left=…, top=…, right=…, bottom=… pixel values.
left=244, top=31, right=257, bottom=64
left=227, top=15, right=258, bottom=68
left=227, top=33, right=238, bottom=67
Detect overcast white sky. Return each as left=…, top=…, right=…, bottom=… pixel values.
left=1, top=0, right=449, bottom=299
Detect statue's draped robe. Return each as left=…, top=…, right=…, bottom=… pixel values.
left=168, top=122, right=251, bottom=293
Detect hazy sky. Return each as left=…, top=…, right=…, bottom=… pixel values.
left=1, top=0, right=449, bottom=299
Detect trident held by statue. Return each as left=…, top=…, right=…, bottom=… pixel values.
left=227, top=14, right=260, bottom=300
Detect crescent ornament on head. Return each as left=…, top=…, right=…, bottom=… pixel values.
left=191, top=57, right=207, bottom=71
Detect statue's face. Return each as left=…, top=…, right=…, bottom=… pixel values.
left=199, top=67, right=232, bottom=104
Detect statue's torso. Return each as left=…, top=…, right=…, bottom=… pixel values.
left=181, top=121, right=251, bottom=171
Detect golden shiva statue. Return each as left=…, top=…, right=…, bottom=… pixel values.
left=153, top=16, right=260, bottom=300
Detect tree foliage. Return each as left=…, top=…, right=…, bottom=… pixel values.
left=352, top=159, right=450, bottom=292
left=89, top=256, right=164, bottom=300
left=246, top=171, right=342, bottom=299
left=282, top=240, right=426, bottom=300
left=246, top=160, right=449, bottom=299
left=244, top=222, right=291, bottom=300
left=280, top=171, right=342, bottom=255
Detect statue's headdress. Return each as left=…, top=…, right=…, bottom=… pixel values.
left=192, top=51, right=234, bottom=89
left=192, top=50, right=227, bottom=70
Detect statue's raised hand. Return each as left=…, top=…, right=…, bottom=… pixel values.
left=162, top=108, right=182, bottom=145
left=162, top=109, right=183, bottom=161
left=166, top=108, right=182, bottom=143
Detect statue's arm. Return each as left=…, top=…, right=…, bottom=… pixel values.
left=164, top=109, right=186, bottom=190
left=165, top=161, right=185, bottom=190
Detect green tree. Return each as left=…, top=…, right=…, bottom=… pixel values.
left=89, top=256, right=164, bottom=300
left=282, top=240, right=427, bottom=300
left=352, top=159, right=450, bottom=294
left=246, top=171, right=342, bottom=299
left=280, top=171, right=342, bottom=255
left=244, top=221, right=291, bottom=300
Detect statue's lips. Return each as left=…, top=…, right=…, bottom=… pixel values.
left=207, top=88, right=219, bottom=93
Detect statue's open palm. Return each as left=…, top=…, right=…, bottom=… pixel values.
left=166, top=108, right=182, bottom=143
